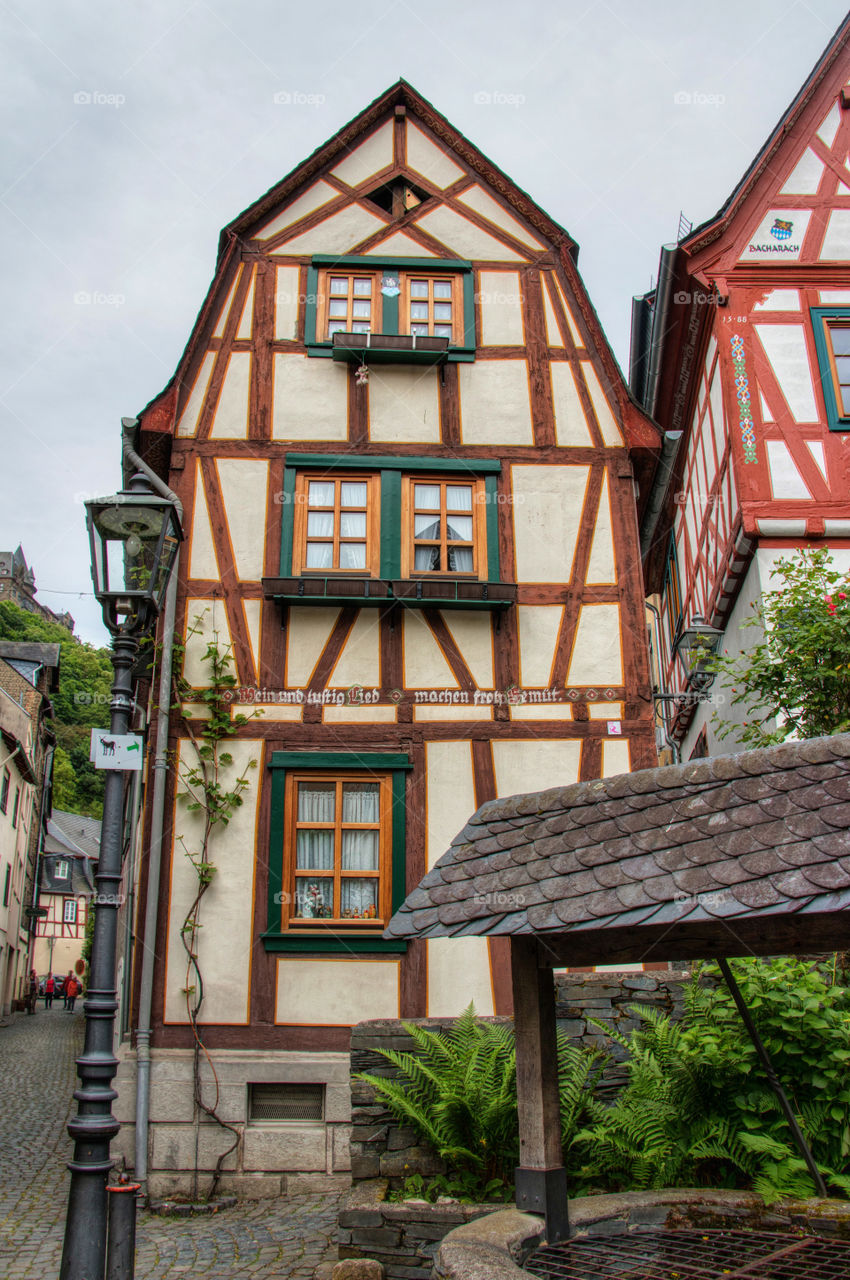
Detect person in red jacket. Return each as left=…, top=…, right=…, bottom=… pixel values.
left=65, top=974, right=79, bottom=1012
left=44, top=973, right=55, bottom=1009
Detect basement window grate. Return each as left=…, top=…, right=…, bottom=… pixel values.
left=248, top=1083, right=324, bottom=1123
left=524, top=1230, right=850, bottom=1279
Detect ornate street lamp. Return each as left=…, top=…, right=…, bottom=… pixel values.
left=674, top=613, right=725, bottom=694
left=61, top=474, right=181, bottom=1280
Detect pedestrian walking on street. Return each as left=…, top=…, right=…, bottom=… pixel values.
left=26, top=969, right=38, bottom=1015
left=63, top=972, right=74, bottom=1009
left=44, top=973, right=54, bottom=1009
left=65, top=974, right=79, bottom=1012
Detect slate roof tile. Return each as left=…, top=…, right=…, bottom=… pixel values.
left=387, top=734, right=850, bottom=957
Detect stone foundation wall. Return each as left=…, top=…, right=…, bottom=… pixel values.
left=114, top=1044, right=353, bottom=1199
left=339, top=1178, right=506, bottom=1279
left=350, top=970, right=691, bottom=1185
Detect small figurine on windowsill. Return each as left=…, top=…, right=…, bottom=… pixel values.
left=301, top=883, right=325, bottom=918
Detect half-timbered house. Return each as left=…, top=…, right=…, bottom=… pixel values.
left=117, top=82, right=659, bottom=1197
left=633, top=16, right=850, bottom=759
left=31, top=810, right=98, bottom=981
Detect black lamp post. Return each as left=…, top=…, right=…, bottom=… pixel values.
left=60, top=474, right=180, bottom=1280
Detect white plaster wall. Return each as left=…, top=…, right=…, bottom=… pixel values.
left=427, top=938, right=494, bottom=1017
left=280, top=205, right=386, bottom=255
left=323, top=705, right=397, bottom=723
left=414, top=206, right=525, bottom=262
left=256, top=180, right=338, bottom=239
left=585, top=473, right=616, bottom=583
left=414, top=705, right=492, bottom=721
left=274, top=266, right=301, bottom=340
left=330, top=121, right=394, bottom=185
left=459, top=360, right=533, bottom=445
left=766, top=440, right=811, bottom=499
left=553, top=282, right=584, bottom=346
left=517, top=605, right=561, bottom=687
left=367, top=230, right=438, bottom=257
left=441, top=610, right=494, bottom=687
left=243, top=599, right=262, bottom=676
left=212, top=277, right=239, bottom=339
left=328, top=611, right=381, bottom=688
left=176, top=352, right=215, bottom=437
left=511, top=465, right=589, bottom=583
left=780, top=148, right=824, bottom=195
left=216, top=459, right=269, bottom=580
left=236, top=273, right=255, bottom=340
left=275, top=958, right=400, bottom=1024
left=820, top=210, right=850, bottom=260
left=403, top=613, right=459, bottom=688
left=753, top=325, right=818, bottom=421
left=164, top=737, right=262, bottom=1024
left=582, top=363, right=623, bottom=445
left=406, top=121, right=464, bottom=188
left=492, top=739, right=581, bottom=796
left=210, top=354, right=251, bottom=439
left=424, top=741, right=476, bottom=871
left=478, top=271, right=524, bottom=346
left=566, top=604, right=623, bottom=686
left=457, top=186, right=546, bottom=251
left=272, top=354, right=348, bottom=440
left=368, top=366, right=441, bottom=443
left=181, top=600, right=232, bottom=687
left=188, top=463, right=218, bottom=579
left=286, top=608, right=340, bottom=686
left=542, top=286, right=564, bottom=347
left=601, top=739, right=631, bottom=777
left=550, top=363, right=593, bottom=446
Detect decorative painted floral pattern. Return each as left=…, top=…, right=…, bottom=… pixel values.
left=731, top=334, right=757, bottom=463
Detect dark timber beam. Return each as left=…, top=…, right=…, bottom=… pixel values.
left=510, top=936, right=569, bottom=1242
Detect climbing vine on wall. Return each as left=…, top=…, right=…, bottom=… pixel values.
left=173, top=616, right=257, bottom=1199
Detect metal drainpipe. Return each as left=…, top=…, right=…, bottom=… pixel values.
left=120, top=418, right=183, bottom=1199
left=644, top=600, right=681, bottom=765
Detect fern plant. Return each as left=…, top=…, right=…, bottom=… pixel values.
left=573, top=959, right=850, bottom=1203
left=572, top=1006, right=757, bottom=1193
left=358, top=1004, right=603, bottom=1198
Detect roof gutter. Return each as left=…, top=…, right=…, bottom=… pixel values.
left=635, top=246, right=686, bottom=559
left=120, top=417, right=183, bottom=1199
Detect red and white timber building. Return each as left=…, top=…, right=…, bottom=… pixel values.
left=633, top=15, right=850, bottom=758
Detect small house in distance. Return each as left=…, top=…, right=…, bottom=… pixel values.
left=32, top=809, right=99, bottom=981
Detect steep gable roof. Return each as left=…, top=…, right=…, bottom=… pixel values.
left=684, top=14, right=850, bottom=266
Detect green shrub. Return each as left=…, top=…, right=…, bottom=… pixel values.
left=573, top=959, right=850, bottom=1203
left=358, top=1003, right=603, bottom=1202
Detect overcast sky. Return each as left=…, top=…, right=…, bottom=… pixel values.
left=2, top=0, right=847, bottom=646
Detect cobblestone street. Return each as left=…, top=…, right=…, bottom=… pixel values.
left=0, top=1009, right=343, bottom=1278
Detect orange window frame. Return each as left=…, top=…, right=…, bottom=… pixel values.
left=401, top=475, right=487, bottom=579
left=280, top=772, right=393, bottom=932
left=292, top=473, right=379, bottom=576
left=317, top=270, right=382, bottom=340
left=399, top=274, right=463, bottom=342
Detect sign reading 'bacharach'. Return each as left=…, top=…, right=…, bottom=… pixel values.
left=740, top=208, right=811, bottom=261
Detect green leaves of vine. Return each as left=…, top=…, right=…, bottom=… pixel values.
left=172, top=613, right=257, bottom=1198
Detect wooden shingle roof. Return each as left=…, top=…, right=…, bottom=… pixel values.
left=385, top=735, right=850, bottom=965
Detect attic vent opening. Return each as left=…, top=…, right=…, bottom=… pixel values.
left=364, top=178, right=430, bottom=219
left=248, top=1083, right=324, bottom=1123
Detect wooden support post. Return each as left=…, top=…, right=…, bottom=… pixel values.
left=510, top=936, right=569, bottom=1242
